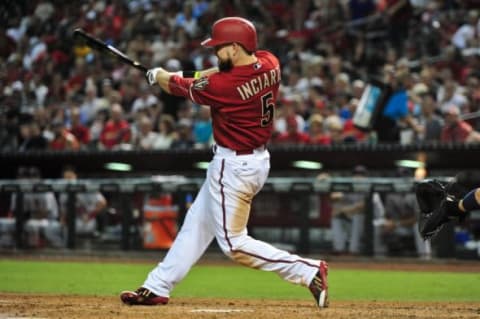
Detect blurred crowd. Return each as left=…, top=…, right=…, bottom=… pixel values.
left=2, top=0, right=480, bottom=152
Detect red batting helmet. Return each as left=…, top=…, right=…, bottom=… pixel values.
left=201, top=17, right=257, bottom=52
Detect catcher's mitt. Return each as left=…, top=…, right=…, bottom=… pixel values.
left=415, top=179, right=465, bottom=240
left=414, top=179, right=447, bottom=215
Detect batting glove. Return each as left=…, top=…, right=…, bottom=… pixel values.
left=146, top=67, right=164, bottom=85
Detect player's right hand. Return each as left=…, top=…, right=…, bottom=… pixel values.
left=146, top=67, right=164, bottom=85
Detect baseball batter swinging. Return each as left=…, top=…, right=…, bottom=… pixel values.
left=120, top=17, right=329, bottom=308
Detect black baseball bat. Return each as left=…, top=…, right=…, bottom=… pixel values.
left=72, top=28, right=148, bottom=72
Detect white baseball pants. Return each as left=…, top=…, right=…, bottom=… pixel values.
left=143, top=145, right=321, bottom=297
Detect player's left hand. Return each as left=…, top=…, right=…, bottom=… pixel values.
left=146, top=67, right=164, bottom=85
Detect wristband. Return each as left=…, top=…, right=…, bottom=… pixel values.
left=182, top=70, right=201, bottom=79
left=462, top=189, right=480, bottom=212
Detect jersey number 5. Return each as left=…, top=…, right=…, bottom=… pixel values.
left=261, top=91, right=274, bottom=127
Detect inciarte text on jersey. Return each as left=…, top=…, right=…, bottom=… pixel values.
left=236, top=67, right=281, bottom=100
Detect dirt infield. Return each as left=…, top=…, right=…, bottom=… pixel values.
left=1, top=293, right=479, bottom=319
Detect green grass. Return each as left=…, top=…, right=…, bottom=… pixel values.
left=0, top=259, right=479, bottom=301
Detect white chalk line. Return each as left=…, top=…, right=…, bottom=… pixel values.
left=190, top=308, right=253, bottom=313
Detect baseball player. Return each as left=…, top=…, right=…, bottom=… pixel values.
left=58, top=165, right=107, bottom=236
left=120, top=17, right=328, bottom=308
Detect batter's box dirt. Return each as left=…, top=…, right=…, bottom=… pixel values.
left=0, top=294, right=478, bottom=319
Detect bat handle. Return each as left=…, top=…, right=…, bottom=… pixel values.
left=135, top=64, right=148, bottom=73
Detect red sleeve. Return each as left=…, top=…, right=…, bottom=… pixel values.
left=169, top=74, right=222, bottom=106
left=168, top=75, right=195, bottom=99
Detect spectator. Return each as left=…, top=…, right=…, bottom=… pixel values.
left=342, top=116, right=367, bottom=143
left=49, top=120, right=80, bottom=151
left=119, top=80, right=139, bottom=114
left=333, top=74, right=352, bottom=100
left=281, top=70, right=312, bottom=102
left=191, top=0, right=210, bottom=19
left=308, top=114, right=330, bottom=145
left=438, top=79, right=469, bottom=113
left=100, top=78, right=120, bottom=106
left=464, top=72, right=480, bottom=130
left=133, top=116, right=159, bottom=150
left=374, top=66, right=416, bottom=142
left=174, top=2, right=199, bottom=38
left=131, top=83, right=160, bottom=115
left=126, top=33, right=150, bottom=65
left=89, top=109, right=108, bottom=149
left=2, top=2, right=480, bottom=153
left=324, top=115, right=347, bottom=145
left=22, top=31, right=47, bottom=71
left=341, top=96, right=359, bottom=120
left=419, top=66, right=440, bottom=98
left=159, top=83, right=187, bottom=122
left=274, top=97, right=306, bottom=134
left=451, top=10, right=480, bottom=50
left=99, top=103, right=131, bottom=150
left=273, top=115, right=310, bottom=145
left=150, top=25, right=178, bottom=65
left=18, top=121, right=48, bottom=151
left=415, top=91, right=444, bottom=142
left=79, top=81, right=106, bottom=125
left=47, top=73, right=67, bottom=104
left=351, top=79, right=365, bottom=99
left=69, top=107, right=90, bottom=148
left=176, top=100, right=195, bottom=123
left=441, top=104, right=480, bottom=143
left=192, top=106, right=212, bottom=148
left=300, top=56, right=325, bottom=96
left=153, top=114, right=177, bottom=150
left=170, top=118, right=195, bottom=150
left=26, top=72, right=49, bottom=107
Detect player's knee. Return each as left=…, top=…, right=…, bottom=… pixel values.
left=228, top=250, right=258, bottom=268
left=219, top=238, right=258, bottom=267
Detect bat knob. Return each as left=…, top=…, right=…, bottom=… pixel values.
left=73, top=28, right=83, bottom=37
